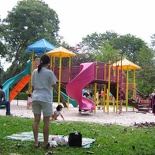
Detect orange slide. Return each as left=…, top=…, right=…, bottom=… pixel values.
left=9, top=75, right=31, bottom=102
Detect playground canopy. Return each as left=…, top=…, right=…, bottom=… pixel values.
left=47, top=46, right=76, bottom=57
left=113, top=58, right=141, bottom=70
left=26, top=38, right=56, bottom=54
left=47, top=46, right=76, bottom=104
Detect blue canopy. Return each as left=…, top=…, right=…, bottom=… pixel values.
left=26, top=38, right=56, bottom=54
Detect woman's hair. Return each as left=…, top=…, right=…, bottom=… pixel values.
left=56, top=105, right=63, bottom=111
left=38, top=54, right=50, bottom=73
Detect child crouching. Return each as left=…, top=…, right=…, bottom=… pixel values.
left=50, top=105, right=64, bottom=121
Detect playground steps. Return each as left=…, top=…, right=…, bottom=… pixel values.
left=128, top=99, right=138, bottom=109
left=128, top=99, right=150, bottom=112
left=9, top=75, right=31, bottom=102
left=138, top=99, right=150, bottom=112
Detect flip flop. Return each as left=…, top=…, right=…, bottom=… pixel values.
left=34, top=141, right=40, bottom=148
left=43, top=142, right=54, bottom=149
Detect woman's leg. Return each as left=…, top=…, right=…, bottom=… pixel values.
left=33, top=114, right=41, bottom=146
left=43, top=116, right=50, bottom=147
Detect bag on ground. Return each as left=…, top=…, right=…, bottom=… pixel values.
left=68, top=132, right=82, bottom=147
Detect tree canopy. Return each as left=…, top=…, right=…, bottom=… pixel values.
left=0, top=0, right=60, bottom=81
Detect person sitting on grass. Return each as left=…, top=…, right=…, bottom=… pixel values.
left=0, top=85, right=12, bottom=116
left=50, top=104, right=64, bottom=121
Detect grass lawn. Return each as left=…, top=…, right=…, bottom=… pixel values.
left=0, top=116, right=155, bottom=155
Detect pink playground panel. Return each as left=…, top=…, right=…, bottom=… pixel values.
left=53, top=62, right=119, bottom=84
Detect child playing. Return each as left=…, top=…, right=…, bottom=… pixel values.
left=51, top=105, right=64, bottom=121
left=27, top=94, right=32, bottom=109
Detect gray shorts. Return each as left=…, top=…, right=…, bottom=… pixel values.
left=32, top=100, right=53, bottom=117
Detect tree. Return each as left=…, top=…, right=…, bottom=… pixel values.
left=0, top=0, right=60, bottom=81
left=111, top=34, right=147, bottom=63
left=0, top=22, right=6, bottom=57
left=151, top=34, right=155, bottom=51
left=135, top=45, right=155, bottom=94
left=79, top=32, right=148, bottom=64
left=80, top=31, right=118, bottom=53
left=93, top=42, right=119, bottom=63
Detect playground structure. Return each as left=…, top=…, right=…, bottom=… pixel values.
left=65, top=57, right=141, bottom=114
left=2, top=39, right=78, bottom=108
left=2, top=39, right=55, bottom=102
left=2, top=38, right=149, bottom=114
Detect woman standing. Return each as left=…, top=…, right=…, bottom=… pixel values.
left=31, top=54, right=58, bottom=148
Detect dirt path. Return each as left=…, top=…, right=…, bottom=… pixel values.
left=0, top=100, right=154, bottom=126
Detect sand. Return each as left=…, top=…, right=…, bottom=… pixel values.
left=0, top=100, right=155, bottom=126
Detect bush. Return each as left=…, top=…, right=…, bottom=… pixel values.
left=15, top=92, right=58, bottom=102
left=53, top=95, right=58, bottom=102
left=15, top=92, right=27, bottom=100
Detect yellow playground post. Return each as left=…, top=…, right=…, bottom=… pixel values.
left=47, top=46, right=76, bottom=105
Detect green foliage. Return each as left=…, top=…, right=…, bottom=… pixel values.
left=0, top=116, right=155, bottom=154
left=150, top=34, right=155, bottom=51
left=80, top=31, right=148, bottom=64
left=14, top=92, right=28, bottom=100
left=136, top=45, right=155, bottom=93
left=94, top=42, right=119, bottom=63
left=80, top=31, right=118, bottom=53
left=53, top=95, right=58, bottom=102
left=2, top=0, right=60, bottom=51
left=111, top=34, right=147, bottom=62
left=14, top=92, right=58, bottom=102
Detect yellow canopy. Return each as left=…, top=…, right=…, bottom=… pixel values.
left=47, top=46, right=76, bottom=57
left=113, top=58, right=141, bottom=70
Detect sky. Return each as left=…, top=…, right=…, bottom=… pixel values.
left=0, top=0, right=155, bottom=47
left=0, top=0, right=155, bottom=70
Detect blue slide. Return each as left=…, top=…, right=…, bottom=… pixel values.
left=54, top=90, right=78, bottom=107
left=2, top=60, right=31, bottom=101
